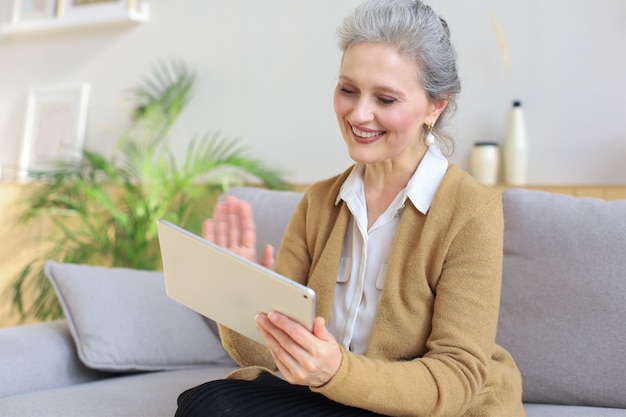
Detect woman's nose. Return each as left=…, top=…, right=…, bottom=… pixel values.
left=350, top=98, right=374, bottom=123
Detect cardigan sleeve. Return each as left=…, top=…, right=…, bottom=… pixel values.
left=273, top=193, right=313, bottom=286
left=217, top=323, right=275, bottom=369
left=312, top=192, right=505, bottom=417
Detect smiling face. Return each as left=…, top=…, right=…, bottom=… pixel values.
left=333, top=42, right=447, bottom=171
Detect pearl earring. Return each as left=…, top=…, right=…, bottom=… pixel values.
left=425, top=123, right=435, bottom=146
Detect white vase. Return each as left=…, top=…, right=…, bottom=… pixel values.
left=470, top=142, right=499, bottom=185
left=504, top=100, right=528, bottom=185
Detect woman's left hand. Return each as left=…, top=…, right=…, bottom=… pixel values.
left=255, top=312, right=342, bottom=388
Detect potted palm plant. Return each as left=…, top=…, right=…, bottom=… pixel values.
left=7, top=61, right=288, bottom=321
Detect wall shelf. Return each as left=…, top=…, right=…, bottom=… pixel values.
left=0, top=2, right=149, bottom=38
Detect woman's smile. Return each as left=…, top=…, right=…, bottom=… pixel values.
left=350, top=123, right=386, bottom=144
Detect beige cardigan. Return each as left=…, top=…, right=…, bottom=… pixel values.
left=219, top=164, right=525, bottom=417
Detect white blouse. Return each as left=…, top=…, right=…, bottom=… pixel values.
left=328, top=143, right=448, bottom=354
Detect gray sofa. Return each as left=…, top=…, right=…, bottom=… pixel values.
left=0, top=186, right=624, bottom=417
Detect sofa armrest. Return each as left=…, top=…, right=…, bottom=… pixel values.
left=0, top=320, right=109, bottom=398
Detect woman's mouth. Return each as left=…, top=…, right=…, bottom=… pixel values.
left=350, top=124, right=385, bottom=144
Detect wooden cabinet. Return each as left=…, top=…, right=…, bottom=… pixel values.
left=491, top=185, right=626, bottom=200
left=0, top=184, right=46, bottom=327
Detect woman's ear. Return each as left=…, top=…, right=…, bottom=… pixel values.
left=428, top=99, right=449, bottom=124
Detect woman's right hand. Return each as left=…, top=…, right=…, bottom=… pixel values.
left=202, top=195, right=275, bottom=270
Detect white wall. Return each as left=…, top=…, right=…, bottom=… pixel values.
left=0, top=0, right=624, bottom=185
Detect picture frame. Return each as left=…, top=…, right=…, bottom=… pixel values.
left=11, top=0, right=60, bottom=24
left=58, top=0, right=137, bottom=21
left=18, top=82, right=90, bottom=182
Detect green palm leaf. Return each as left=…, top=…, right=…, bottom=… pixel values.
left=6, top=60, right=289, bottom=322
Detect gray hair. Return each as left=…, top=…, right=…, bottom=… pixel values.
left=337, top=0, right=461, bottom=154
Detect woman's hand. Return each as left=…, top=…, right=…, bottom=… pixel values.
left=202, top=196, right=275, bottom=269
left=256, top=312, right=342, bottom=388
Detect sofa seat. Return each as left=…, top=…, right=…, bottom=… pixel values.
left=4, top=366, right=624, bottom=417
left=0, top=365, right=238, bottom=417
left=4, top=362, right=624, bottom=417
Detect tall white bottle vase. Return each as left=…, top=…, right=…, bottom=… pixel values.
left=504, top=100, right=528, bottom=185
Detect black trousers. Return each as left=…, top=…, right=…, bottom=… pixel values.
left=175, top=373, right=388, bottom=417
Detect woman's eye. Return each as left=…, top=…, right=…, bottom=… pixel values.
left=378, top=97, right=396, bottom=105
left=340, top=87, right=355, bottom=95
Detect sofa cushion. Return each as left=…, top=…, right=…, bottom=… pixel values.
left=45, top=261, right=235, bottom=372
left=0, top=321, right=108, bottom=399
left=497, top=189, right=626, bottom=408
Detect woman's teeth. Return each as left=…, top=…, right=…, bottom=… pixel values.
left=351, top=126, right=384, bottom=138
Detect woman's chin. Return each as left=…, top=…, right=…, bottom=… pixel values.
left=346, top=149, right=382, bottom=165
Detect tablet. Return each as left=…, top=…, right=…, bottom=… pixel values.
left=156, top=219, right=316, bottom=346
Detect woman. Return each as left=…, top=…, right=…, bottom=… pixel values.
left=176, top=0, right=525, bottom=416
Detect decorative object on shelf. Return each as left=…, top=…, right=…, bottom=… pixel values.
left=503, top=100, right=528, bottom=186
left=491, top=16, right=528, bottom=186
left=1, top=0, right=149, bottom=37
left=58, top=0, right=140, bottom=22
left=11, top=0, right=60, bottom=24
left=7, top=61, right=289, bottom=321
left=18, top=82, right=91, bottom=183
left=470, top=142, right=499, bottom=185
left=491, top=14, right=512, bottom=94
